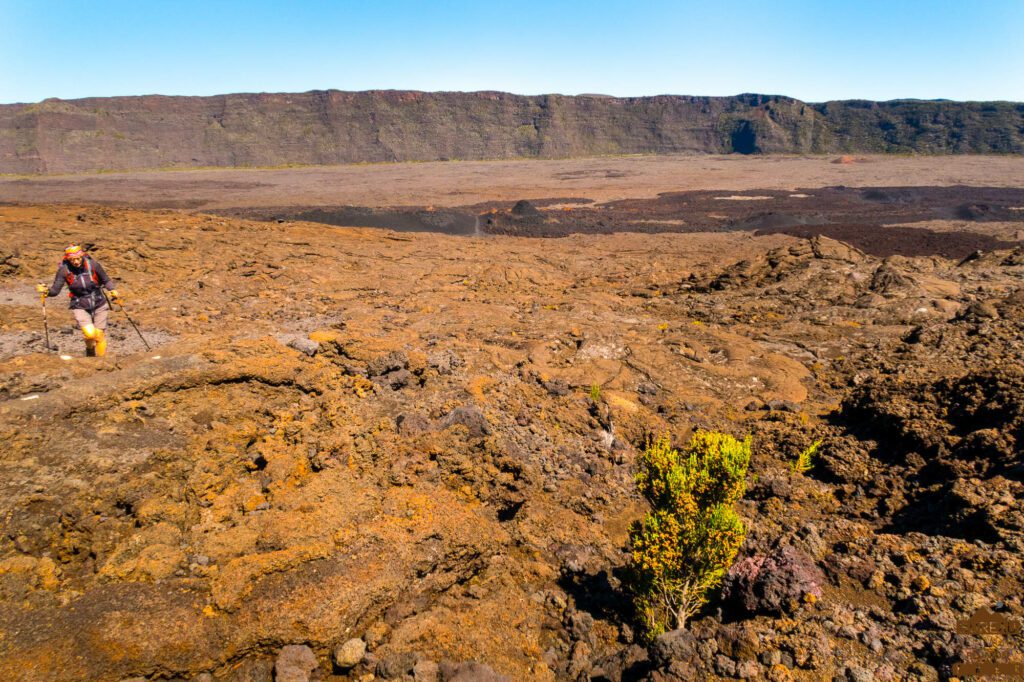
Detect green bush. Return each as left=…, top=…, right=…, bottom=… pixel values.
left=791, top=438, right=822, bottom=474
left=628, top=431, right=751, bottom=637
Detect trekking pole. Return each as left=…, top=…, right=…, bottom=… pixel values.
left=102, top=290, right=151, bottom=351
left=40, top=292, right=54, bottom=352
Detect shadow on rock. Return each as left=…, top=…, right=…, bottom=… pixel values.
left=558, top=566, right=634, bottom=626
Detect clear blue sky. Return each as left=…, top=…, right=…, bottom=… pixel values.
left=2, top=0, right=1022, bottom=104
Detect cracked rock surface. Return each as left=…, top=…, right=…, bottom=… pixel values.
left=1, top=162, right=1023, bottom=682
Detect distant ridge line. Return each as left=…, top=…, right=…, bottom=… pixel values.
left=2, top=90, right=1022, bottom=174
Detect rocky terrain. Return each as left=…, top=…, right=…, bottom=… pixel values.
left=2, top=90, right=1023, bottom=173
left=0, top=156, right=1023, bottom=681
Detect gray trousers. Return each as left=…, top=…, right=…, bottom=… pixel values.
left=72, top=303, right=109, bottom=331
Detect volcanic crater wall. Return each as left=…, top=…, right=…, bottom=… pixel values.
left=1, top=90, right=1023, bottom=173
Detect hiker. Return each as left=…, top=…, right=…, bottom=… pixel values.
left=36, top=245, right=121, bottom=357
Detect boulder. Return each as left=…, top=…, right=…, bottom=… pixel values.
left=511, top=200, right=542, bottom=217
left=809, top=235, right=864, bottom=263
left=0, top=250, right=20, bottom=276
left=956, top=300, right=1000, bottom=322
left=396, top=412, right=433, bottom=435
left=870, top=260, right=915, bottom=295
left=413, top=659, right=441, bottom=681
left=427, top=350, right=463, bottom=375
left=288, top=337, right=320, bottom=357
left=440, top=406, right=491, bottom=438
left=383, top=368, right=414, bottom=390
left=649, top=628, right=699, bottom=667
left=274, top=645, right=318, bottom=682
left=377, top=651, right=417, bottom=679
left=722, top=545, right=824, bottom=615
left=333, top=638, right=366, bottom=670
left=368, top=350, right=408, bottom=377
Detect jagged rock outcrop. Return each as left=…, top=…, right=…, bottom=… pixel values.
left=2, top=90, right=1023, bottom=173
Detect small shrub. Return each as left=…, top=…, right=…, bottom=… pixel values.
left=589, top=383, right=602, bottom=402
left=628, top=431, right=751, bottom=637
left=791, top=439, right=822, bottom=474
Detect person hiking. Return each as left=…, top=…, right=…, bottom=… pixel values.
left=36, top=244, right=121, bottom=357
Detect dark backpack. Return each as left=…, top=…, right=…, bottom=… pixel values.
left=63, top=255, right=105, bottom=308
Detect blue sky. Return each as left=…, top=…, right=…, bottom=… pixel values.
left=1, top=1, right=1022, bottom=104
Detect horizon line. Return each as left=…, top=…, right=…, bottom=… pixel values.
left=4, top=89, right=1022, bottom=107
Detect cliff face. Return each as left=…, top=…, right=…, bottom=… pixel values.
left=1, top=90, right=1022, bottom=173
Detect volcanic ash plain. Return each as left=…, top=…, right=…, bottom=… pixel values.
left=0, top=155, right=1022, bottom=681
